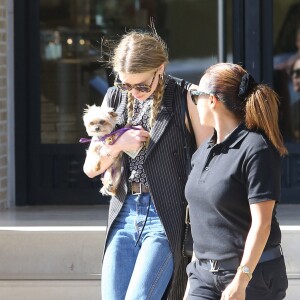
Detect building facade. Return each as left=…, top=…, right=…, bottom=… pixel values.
left=0, top=0, right=8, bottom=209
left=1, top=0, right=300, bottom=208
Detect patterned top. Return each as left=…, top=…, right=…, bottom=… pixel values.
left=128, top=96, right=153, bottom=187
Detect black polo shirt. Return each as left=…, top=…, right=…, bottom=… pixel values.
left=185, top=123, right=282, bottom=261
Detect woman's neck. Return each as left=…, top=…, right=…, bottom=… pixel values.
left=214, top=119, right=241, bottom=143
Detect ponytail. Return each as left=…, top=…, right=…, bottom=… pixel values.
left=245, top=85, right=287, bottom=156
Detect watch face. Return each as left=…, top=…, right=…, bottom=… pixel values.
left=243, top=266, right=250, bottom=273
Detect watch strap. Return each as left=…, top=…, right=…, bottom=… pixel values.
left=237, top=265, right=252, bottom=280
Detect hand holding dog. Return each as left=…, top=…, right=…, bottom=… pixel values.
left=114, top=125, right=150, bottom=153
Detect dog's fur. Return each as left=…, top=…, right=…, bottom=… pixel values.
left=82, top=104, right=122, bottom=196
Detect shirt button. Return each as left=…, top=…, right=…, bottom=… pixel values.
left=205, top=166, right=209, bottom=171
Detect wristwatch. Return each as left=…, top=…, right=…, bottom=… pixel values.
left=237, top=265, right=252, bottom=280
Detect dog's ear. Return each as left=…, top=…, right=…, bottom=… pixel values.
left=83, top=104, right=91, bottom=115
left=108, top=111, right=118, bottom=118
left=106, top=107, right=118, bottom=118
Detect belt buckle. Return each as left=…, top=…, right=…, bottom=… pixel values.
left=132, top=183, right=142, bottom=195
left=209, top=260, right=220, bottom=273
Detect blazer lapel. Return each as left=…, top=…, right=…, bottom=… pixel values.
left=115, top=90, right=128, bottom=127
left=146, top=77, right=177, bottom=157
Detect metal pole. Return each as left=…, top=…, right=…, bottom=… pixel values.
left=218, top=0, right=227, bottom=62
left=7, top=0, right=15, bottom=207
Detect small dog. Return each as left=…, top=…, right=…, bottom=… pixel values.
left=82, top=104, right=122, bottom=196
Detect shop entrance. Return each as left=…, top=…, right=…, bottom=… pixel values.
left=15, top=0, right=299, bottom=205
left=15, top=0, right=227, bottom=205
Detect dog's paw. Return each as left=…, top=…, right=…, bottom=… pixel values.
left=100, top=186, right=116, bottom=196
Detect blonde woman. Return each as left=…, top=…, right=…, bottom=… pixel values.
left=185, top=63, right=288, bottom=300
left=83, top=29, right=211, bottom=299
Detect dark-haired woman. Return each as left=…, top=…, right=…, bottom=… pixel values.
left=185, top=63, right=288, bottom=300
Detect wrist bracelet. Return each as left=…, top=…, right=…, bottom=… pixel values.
left=237, top=265, right=252, bottom=280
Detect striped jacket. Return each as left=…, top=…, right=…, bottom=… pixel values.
left=104, top=75, right=194, bottom=299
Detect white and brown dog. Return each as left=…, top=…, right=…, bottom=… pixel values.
left=82, top=104, right=122, bottom=196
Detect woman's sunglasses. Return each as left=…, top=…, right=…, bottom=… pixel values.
left=290, top=68, right=300, bottom=78
left=190, top=89, right=210, bottom=105
left=114, top=71, right=157, bottom=93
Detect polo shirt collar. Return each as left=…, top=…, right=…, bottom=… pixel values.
left=207, top=123, right=249, bottom=149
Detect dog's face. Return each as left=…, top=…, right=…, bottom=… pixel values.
left=83, top=105, right=118, bottom=137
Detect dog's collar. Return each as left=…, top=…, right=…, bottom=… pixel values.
left=79, top=125, right=140, bottom=144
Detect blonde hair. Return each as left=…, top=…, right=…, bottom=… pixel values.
left=110, top=30, right=168, bottom=128
left=204, top=63, right=287, bottom=156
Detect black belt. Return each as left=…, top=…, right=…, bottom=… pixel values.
left=259, top=244, right=283, bottom=263
left=197, top=244, right=283, bottom=273
left=130, top=182, right=150, bottom=195
left=197, top=257, right=240, bottom=273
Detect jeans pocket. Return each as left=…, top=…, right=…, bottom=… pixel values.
left=186, top=260, right=196, bottom=277
left=261, top=257, right=288, bottom=290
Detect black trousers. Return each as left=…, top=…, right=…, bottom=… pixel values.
left=187, top=256, right=288, bottom=300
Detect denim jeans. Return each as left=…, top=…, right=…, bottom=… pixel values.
left=186, top=256, right=288, bottom=300
left=101, top=193, right=174, bottom=300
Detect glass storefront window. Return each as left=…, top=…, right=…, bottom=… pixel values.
left=273, top=0, right=300, bottom=142
left=40, top=0, right=232, bottom=144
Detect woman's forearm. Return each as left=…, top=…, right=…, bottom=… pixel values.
left=234, top=201, right=275, bottom=285
left=236, top=220, right=271, bottom=286
left=83, top=143, right=122, bottom=178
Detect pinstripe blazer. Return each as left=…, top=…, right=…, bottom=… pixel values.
left=104, top=75, right=194, bottom=299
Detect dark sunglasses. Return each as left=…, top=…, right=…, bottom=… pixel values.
left=114, top=71, right=157, bottom=93
left=290, top=68, right=300, bottom=78
left=190, top=89, right=210, bottom=105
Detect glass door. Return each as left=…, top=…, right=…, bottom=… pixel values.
left=273, top=0, right=300, bottom=203
left=34, top=0, right=232, bottom=204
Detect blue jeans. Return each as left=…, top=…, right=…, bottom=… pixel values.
left=101, top=193, right=174, bottom=300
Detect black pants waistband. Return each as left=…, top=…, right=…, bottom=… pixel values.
left=259, top=244, right=283, bottom=263
left=197, top=244, right=283, bottom=272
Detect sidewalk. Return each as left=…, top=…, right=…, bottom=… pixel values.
left=0, top=205, right=109, bottom=227
left=0, top=204, right=298, bottom=300
left=0, top=203, right=297, bottom=226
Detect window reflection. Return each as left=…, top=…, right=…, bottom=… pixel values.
left=273, top=1, right=300, bottom=142
left=40, top=0, right=230, bottom=143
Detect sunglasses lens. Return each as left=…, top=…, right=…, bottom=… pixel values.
left=115, top=83, right=130, bottom=91
left=114, top=72, right=156, bottom=93
left=135, top=85, right=150, bottom=93
left=292, top=69, right=300, bottom=77
left=192, top=95, right=198, bottom=105
left=123, top=84, right=132, bottom=91
left=190, top=90, right=199, bottom=105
